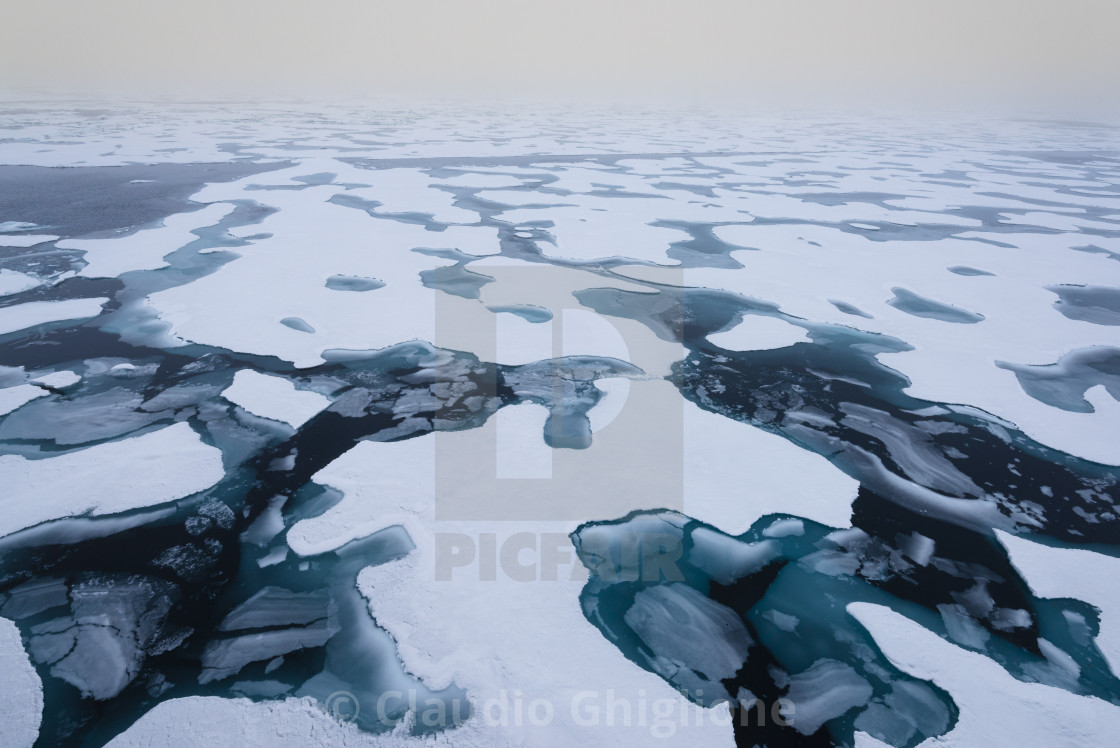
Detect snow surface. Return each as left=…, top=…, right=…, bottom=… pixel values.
left=277, top=397, right=856, bottom=743
left=707, top=314, right=811, bottom=351
left=0, top=270, right=41, bottom=297
left=996, top=530, right=1120, bottom=676
left=221, top=370, right=331, bottom=430
left=0, top=422, right=225, bottom=537
left=30, top=370, right=81, bottom=389
left=0, top=234, right=60, bottom=248
left=0, top=298, right=108, bottom=337
left=0, top=384, right=47, bottom=417
left=294, top=431, right=735, bottom=746
left=59, top=203, right=235, bottom=279
left=677, top=227, right=1120, bottom=465
left=848, top=602, right=1120, bottom=747
left=0, top=617, right=42, bottom=748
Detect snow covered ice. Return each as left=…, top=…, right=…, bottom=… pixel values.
left=0, top=99, right=1119, bottom=748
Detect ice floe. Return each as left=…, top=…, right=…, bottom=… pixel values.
left=0, top=234, right=60, bottom=248
left=706, top=314, right=811, bottom=351
left=59, top=202, right=236, bottom=279
left=0, top=616, right=42, bottom=748
left=0, top=422, right=225, bottom=537
left=221, top=370, right=332, bottom=430
left=0, top=384, right=48, bottom=417
left=849, top=602, right=1120, bottom=747
left=0, top=297, right=107, bottom=336
left=0, top=269, right=42, bottom=297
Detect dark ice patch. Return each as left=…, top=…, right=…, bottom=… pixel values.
left=280, top=317, right=315, bottom=334
left=486, top=305, right=553, bottom=323
left=1046, top=285, right=1120, bottom=326
left=887, top=288, right=984, bottom=324
left=419, top=265, right=494, bottom=300
left=948, top=266, right=995, bottom=277
left=829, top=299, right=874, bottom=319
left=0, top=161, right=289, bottom=239
left=324, top=275, right=385, bottom=292
left=998, top=347, right=1120, bottom=413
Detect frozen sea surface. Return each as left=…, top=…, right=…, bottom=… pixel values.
left=0, top=100, right=1118, bottom=747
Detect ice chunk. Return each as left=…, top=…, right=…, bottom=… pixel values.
left=782, top=659, right=873, bottom=735
left=688, top=529, right=780, bottom=585
left=763, top=518, right=805, bottom=538
left=624, top=583, right=752, bottom=682
left=0, top=617, right=42, bottom=746
left=760, top=609, right=800, bottom=633
left=0, top=422, right=225, bottom=537
left=0, top=269, right=42, bottom=297
left=1, top=578, right=69, bottom=620
left=218, top=588, right=331, bottom=632
left=937, top=603, right=990, bottom=649
left=0, top=297, right=108, bottom=336
left=221, top=370, right=330, bottom=429
left=0, top=234, right=60, bottom=247
left=0, top=383, right=47, bottom=416
left=35, top=575, right=177, bottom=700
left=0, top=387, right=160, bottom=444
left=900, top=531, right=935, bottom=566
left=707, top=314, right=810, bottom=351
left=201, top=621, right=336, bottom=683
left=997, top=530, right=1120, bottom=675
left=29, top=370, right=81, bottom=389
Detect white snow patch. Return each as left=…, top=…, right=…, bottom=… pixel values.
left=0, top=617, right=42, bottom=748
left=848, top=602, right=1120, bottom=747
left=59, top=203, right=235, bottom=279
left=0, top=422, right=225, bottom=537
left=0, top=384, right=47, bottom=417
left=0, top=298, right=107, bottom=336
left=682, top=226, right=1120, bottom=465
left=707, top=315, right=811, bottom=351
left=0, top=270, right=41, bottom=297
left=683, top=399, right=859, bottom=534
left=996, top=530, right=1120, bottom=676
left=295, top=431, right=735, bottom=746
left=221, top=370, right=331, bottom=429
left=30, top=370, right=80, bottom=389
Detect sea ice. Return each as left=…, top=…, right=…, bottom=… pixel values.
left=0, top=422, right=225, bottom=537
left=706, top=314, right=811, bottom=351
left=0, top=617, right=42, bottom=748
left=0, top=297, right=108, bottom=336
left=221, top=370, right=332, bottom=429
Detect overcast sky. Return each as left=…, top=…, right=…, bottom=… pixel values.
left=2, top=1, right=1117, bottom=107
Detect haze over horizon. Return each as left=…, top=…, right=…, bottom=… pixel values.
left=2, top=0, right=1118, bottom=113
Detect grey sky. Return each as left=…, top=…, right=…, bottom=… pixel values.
left=2, top=1, right=1117, bottom=105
